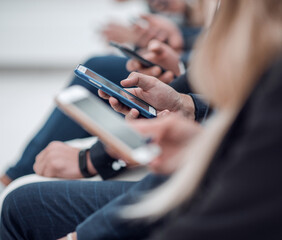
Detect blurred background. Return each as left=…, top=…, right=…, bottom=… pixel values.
left=0, top=0, right=146, bottom=174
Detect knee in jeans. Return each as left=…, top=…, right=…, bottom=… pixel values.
left=2, top=187, right=24, bottom=222
left=1, top=184, right=37, bottom=225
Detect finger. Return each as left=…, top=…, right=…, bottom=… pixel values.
left=132, top=21, right=148, bottom=32
left=33, top=148, right=47, bottom=175
left=140, top=14, right=184, bottom=50
left=155, top=30, right=168, bottom=44
left=133, top=26, right=150, bottom=48
left=159, top=71, right=174, bottom=84
left=140, top=14, right=154, bottom=24
left=137, top=28, right=158, bottom=48
left=33, top=160, right=42, bottom=176
left=137, top=66, right=162, bottom=77
left=148, top=157, right=160, bottom=172
left=126, top=59, right=142, bottom=72
left=34, top=155, right=47, bottom=176
left=42, top=166, right=55, bottom=178
left=141, top=51, right=156, bottom=61
left=168, top=32, right=184, bottom=50
left=130, top=117, right=174, bottom=142
left=126, top=51, right=161, bottom=76
left=157, top=109, right=171, bottom=118
left=148, top=39, right=166, bottom=55
left=129, top=118, right=159, bottom=135
left=125, top=108, right=140, bottom=120
left=121, top=72, right=156, bottom=90
left=109, top=97, right=131, bottom=115
left=98, top=90, right=110, bottom=100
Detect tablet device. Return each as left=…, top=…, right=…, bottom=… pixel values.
left=55, top=86, right=160, bottom=165
left=74, top=64, right=157, bottom=119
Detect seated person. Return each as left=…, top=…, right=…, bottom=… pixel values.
left=1, top=1, right=282, bottom=240
left=0, top=3, right=209, bottom=189
left=32, top=70, right=208, bottom=180
left=104, top=0, right=204, bottom=51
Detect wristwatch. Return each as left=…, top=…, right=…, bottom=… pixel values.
left=78, top=149, right=93, bottom=178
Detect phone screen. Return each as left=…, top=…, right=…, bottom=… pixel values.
left=73, top=96, right=149, bottom=149
left=85, top=69, right=155, bottom=114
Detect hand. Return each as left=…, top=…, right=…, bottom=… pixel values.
left=34, top=141, right=96, bottom=179
left=127, top=40, right=182, bottom=83
left=98, top=72, right=195, bottom=119
left=102, top=22, right=135, bottom=44
left=130, top=112, right=202, bottom=174
left=58, top=232, right=77, bottom=240
left=132, top=14, right=184, bottom=51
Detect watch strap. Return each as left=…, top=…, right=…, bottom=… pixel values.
left=79, top=149, right=93, bottom=178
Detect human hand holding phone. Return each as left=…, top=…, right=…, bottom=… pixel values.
left=126, top=40, right=183, bottom=83
left=102, top=22, right=136, bottom=44
left=110, top=41, right=175, bottom=83
left=109, top=41, right=158, bottom=69
left=56, top=86, right=161, bottom=165
left=74, top=65, right=157, bottom=118
left=132, top=14, right=184, bottom=51
left=130, top=112, right=202, bottom=174
left=98, top=72, right=195, bottom=120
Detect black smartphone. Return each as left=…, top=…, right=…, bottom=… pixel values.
left=110, top=41, right=167, bottom=74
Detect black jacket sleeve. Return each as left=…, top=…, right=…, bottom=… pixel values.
left=170, top=73, right=210, bottom=122
left=89, top=141, right=127, bottom=180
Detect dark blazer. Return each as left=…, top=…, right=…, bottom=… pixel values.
left=148, top=55, right=282, bottom=240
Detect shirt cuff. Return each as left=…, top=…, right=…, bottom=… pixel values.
left=188, top=94, right=209, bottom=122
left=89, top=141, right=127, bottom=180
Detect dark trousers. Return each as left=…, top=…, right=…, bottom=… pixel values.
left=0, top=174, right=167, bottom=240
left=0, top=180, right=135, bottom=240
left=6, top=55, right=129, bottom=180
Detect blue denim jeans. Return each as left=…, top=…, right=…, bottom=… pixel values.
left=6, top=55, right=129, bottom=180
left=0, top=180, right=136, bottom=240
left=0, top=174, right=167, bottom=240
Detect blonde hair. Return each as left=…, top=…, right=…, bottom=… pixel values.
left=122, top=0, right=282, bottom=219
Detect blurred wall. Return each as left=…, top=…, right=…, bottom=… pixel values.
left=0, top=0, right=147, bottom=174
left=0, top=0, right=146, bottom=70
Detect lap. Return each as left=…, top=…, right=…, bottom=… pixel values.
left=1, top=180, right=136, bottom=240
